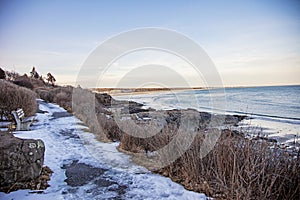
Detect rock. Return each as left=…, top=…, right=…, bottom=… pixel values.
left=117, top=101, right=150, bottom=114
left=62, top=160, right=107, bottom=187
left=0, top=132, right=45, bottom=190
left=95, top=93, right=113, bottom=107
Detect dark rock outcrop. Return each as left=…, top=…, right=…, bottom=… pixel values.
left=0, top=132, right=45, bottom=190
left=95, top=93, right=113, bottom=107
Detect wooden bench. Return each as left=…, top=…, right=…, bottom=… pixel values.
left=11, top=108, right=35, bottom=131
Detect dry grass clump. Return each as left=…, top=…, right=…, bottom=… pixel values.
left=119, top=122, right=178, bottom=153
left=153, top=130, right=300, bottom=200
left=0, top=80, right=37, bottom=119
left=116, top=118, right=299, bottom=199
left=71, top=88, right=109, bottom=141
left=96, top=114, right=123, bottom=141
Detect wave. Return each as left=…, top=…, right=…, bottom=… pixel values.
left=196, top=105, right=300, bottom=125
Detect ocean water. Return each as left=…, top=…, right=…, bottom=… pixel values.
left=114, top=85, right=300, bottom=145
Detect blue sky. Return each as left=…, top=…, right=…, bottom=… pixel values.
left=0, top=0, right=299, bottom=87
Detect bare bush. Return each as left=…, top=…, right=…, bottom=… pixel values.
left=30, top=78, right=45, bottom=88
left=153, top=130, right=300, bottom=200
left=35, top=86, right=73, bottom=111
left=116, top=118, right=299, bottom=199
left=0, top=80, right=37, bottom=119
left=13, top=76, right=34, bottom=90
left=54, top=92, right=69, bottom=107
left=97, top=114, right=123, bottom=141
left=72, top=88, right=109, bottom=141
left=35, top=88, right=55, bottom=102
left=119, top=122, right=178, bottom=153
left=52, top=87, right=72, bottom=112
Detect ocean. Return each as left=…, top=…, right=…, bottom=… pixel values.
left=113, top=85, right=300, bottom=146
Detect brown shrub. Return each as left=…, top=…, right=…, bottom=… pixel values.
left=117, top=118, right=299, bottom=199
left=35, top=87, right=55, bottom=102
left=72, top=88, right=108, bottom=141
left=13, top=76, right=34, bottom=90
left=97, top=114, right=123, bottom=141
left=30, top=78, right=45, bottom=88
left=0, top=80, right=37, bottom=119
left=154, top=130, right=300, bottom=200
left=35, top=86, right=72, bottom=105
left=52, top=87, right=73, bottom=112
left=119, top=122, right=178, bottom=153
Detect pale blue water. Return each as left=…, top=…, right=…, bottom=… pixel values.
left=114, top=85, right=300, bottom=144
left=186, top=85, right=300, bottom=122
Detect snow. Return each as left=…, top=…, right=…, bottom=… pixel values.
left=240, top=118, right=300, bottom=145
left=0, top=100, right=207, bottom=200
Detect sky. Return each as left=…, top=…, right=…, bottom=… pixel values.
left=0, top=0, right=299, bottom=87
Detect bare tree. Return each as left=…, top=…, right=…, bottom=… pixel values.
left=46, top=72, right=56, bottom=86
left=30, top=67, right=39, bottom=79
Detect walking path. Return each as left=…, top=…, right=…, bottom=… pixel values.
left=0, top=100, right=207, bottom=200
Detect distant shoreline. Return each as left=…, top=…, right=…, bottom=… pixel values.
left=91, top=87, right=206, bottom=96
left=90, top=84, right=300, bottom=96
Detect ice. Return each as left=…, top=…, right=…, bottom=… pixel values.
left=0, top=100, right=206, bottom=200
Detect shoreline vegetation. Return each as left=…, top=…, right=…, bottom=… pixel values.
left=1, top=69, right=299, bottom=199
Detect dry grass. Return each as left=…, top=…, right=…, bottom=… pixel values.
left=122, top=127, right=300, bottom=199
left=96, top=113, right=123, bottom=141
left=119, top=122, right=178, bottom=153
left=0, top=80, right=37, bottom=119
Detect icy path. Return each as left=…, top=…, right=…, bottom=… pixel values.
left=0, top=100, right=207, bottom=200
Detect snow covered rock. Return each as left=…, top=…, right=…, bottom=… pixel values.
left=0, top=132, right=45, bottom=189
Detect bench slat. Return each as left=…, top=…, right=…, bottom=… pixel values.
left=16, top=109, right=25, bottom=118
